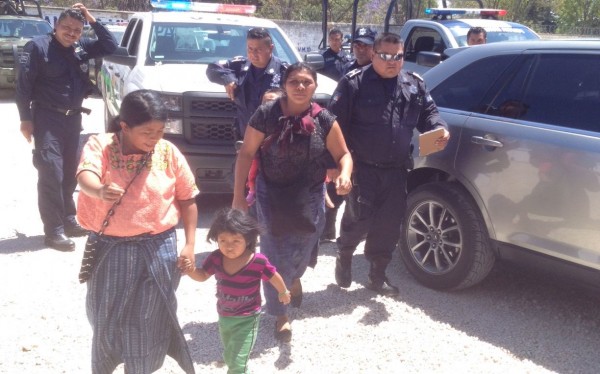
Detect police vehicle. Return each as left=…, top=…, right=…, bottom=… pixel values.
left=400, top=8, right=540, bottom=74
left=99, top=0, right=336, bottom=193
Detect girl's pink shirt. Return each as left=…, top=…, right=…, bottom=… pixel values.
left=76, top=133, right=200, bottom=237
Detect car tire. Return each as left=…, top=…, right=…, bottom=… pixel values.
left=399, top=182, right=495, bottom=290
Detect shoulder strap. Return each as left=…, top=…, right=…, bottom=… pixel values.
left=97, top=151, right=152, bottom=235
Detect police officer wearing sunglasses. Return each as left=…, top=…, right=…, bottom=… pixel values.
left=329, top=32, right=450, bottom=296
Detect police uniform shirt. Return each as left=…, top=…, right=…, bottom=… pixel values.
left=320, top=47, right=349, bottom=81
left=342, top=59, right=369, bottom=76
left=329, top=66, right=447, bottom=166
left=16, top=21, right=118, bottom=121
left=206, top=55, right=287, bottom=134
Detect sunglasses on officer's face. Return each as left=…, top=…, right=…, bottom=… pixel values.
left=375, top=52, right=404, bottom=61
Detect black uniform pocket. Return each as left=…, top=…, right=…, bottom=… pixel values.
left=346, top=173, right=375, bottom=220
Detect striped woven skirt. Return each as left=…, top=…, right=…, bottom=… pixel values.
left=86, top=228, right=195, bottom=374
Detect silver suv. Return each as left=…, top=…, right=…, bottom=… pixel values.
left=400, top=40, right=600, bottom=290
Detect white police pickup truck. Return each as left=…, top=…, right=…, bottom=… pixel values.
left=400, top=8, right=540, bottom=74
left=99, top=0, right=336, bottom=193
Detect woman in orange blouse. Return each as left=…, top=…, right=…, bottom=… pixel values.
left=76, top=90, right=198, bottom=374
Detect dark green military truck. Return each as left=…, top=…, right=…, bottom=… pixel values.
left=0, top=0, right=51, bottom=96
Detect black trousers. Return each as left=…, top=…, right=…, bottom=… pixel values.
left=337, top=166, right=407, bottom=263
left=32, top=109, right=82, bottom=236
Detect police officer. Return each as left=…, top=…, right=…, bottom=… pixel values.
left=342, top=27, right=376, bottom=75
left=16, top=4, right=117, bottom=251
left=319, top=28, right=351, bottom=81
left=329, top=32, right=450, bottom=296
left=321, top=27, right=376, bottom=242
left=207, top=27, right=288, bottom=138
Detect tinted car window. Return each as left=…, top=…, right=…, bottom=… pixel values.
left=450, top=25, right=539, bottom=46
left=485, top=54, right=600, bottom=132
left=430, top=54, right=516, bottom=111
left=404, top=26, right=446, bottom=62
left=148, top=22, right=297, bottom=64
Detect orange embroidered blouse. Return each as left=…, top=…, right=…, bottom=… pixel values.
left=76, top=133, right=199, bottom=237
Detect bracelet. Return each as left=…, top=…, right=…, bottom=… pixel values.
left=278, top=290, right=290, bottom=297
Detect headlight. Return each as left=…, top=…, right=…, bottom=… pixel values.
left=165, top=118, right=183, bottom=134
left=161, top=94, right=182, bottom=111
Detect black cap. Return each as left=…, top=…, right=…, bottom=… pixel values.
left=353, top=27, right=376, bottom=45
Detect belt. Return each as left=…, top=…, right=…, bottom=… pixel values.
left=32, top=101, right=91, bottom=116
left=357, top=160, right=405, bottom=169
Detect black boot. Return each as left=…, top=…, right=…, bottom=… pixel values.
left=320, top=207, right=338, bottom=241
left=366, top=258, right=399, bottom=297
left=335, top=249, right=354, bottom=288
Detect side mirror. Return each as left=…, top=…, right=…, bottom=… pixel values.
left=416, top=51, right=442, bottom=67
left=304, top=52, right=324, bottom=71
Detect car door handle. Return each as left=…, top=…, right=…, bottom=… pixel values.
left=471, top=136, right=503, bottom=148
left=114, top=72, right=121, bottom=78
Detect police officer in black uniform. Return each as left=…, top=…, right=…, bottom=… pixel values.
left=329, top=32, right=450, bottom=296
left=342, top=27, right=376, bottom=75
left=319, top=28, right=350, bottom=81
left=16, top=4, right=117, bottom=251
left=321, top=26, right=376, bottom=242
left=207, top=27, right=288, bottom=138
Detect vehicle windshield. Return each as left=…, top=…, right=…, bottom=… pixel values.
left=449, top=24, right=539, bottom=47
left=0, top=19, right=52, bottom=38
left=148, top=22, right=297, bottom=64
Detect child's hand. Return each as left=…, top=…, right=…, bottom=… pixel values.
left=177, top=256, right=195, bottom=274
left=278, top=290, right=291, bottom=305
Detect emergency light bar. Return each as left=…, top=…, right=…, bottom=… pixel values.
left=425, top=8, right=507, bottom=17
left=150, top=0, right=256, bottom=15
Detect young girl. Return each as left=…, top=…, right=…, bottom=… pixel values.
left=180, top=208, right=290, bottom=373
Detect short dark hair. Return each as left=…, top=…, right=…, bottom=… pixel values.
left=282, top=62, right=317, bottom=87
left=207, top=208, right=261, bottom=252
left=108, top=89, right=167, bottom=132
left=58, top=8, right=85, bottom=25
left=467, top=26, right=487, bottom=39
left=247, top=27, right=272, bottom=46
left=262, top=87, right=284, bottom=100
left=328, top=28, right=343, bottom=38
left=373, top=32, right=403, bottom=50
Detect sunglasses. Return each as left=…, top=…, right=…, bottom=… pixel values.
left=375, top=52, right=404, bottom=61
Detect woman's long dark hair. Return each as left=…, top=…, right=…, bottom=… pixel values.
left=107, top=89, right=167, bottom=132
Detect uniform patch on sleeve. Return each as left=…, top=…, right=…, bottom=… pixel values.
left=331, top=91, right=341, bottom=103
left=18, top=52, right=30, bottom=65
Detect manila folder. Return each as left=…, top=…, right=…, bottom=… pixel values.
left=418, top=127, right=446, bottom=157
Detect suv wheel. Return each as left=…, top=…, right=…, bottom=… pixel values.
left=399, top=182, right=495, bottom=290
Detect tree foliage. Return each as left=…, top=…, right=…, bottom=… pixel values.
left=42, top=0, right=600, bottom=34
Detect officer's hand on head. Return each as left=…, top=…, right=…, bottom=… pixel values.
left=20, top=121, right=33, bottom=143
left=225, top=82, right=237, bottom=101
left=72, top=3, right=96, bottom=23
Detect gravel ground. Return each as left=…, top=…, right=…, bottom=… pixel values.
left=2, top=97, right=600, bottom=374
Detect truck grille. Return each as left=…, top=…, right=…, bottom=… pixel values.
left=190, top=120, right=235, bottom=141
left=0, top=45, right=20, bottom=69
left=183, top=93, right=237, bottom=144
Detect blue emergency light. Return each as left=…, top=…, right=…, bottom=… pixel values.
left=150, top=0, right=256, bottom=14
left=425, top=8, right=507, bottom=18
